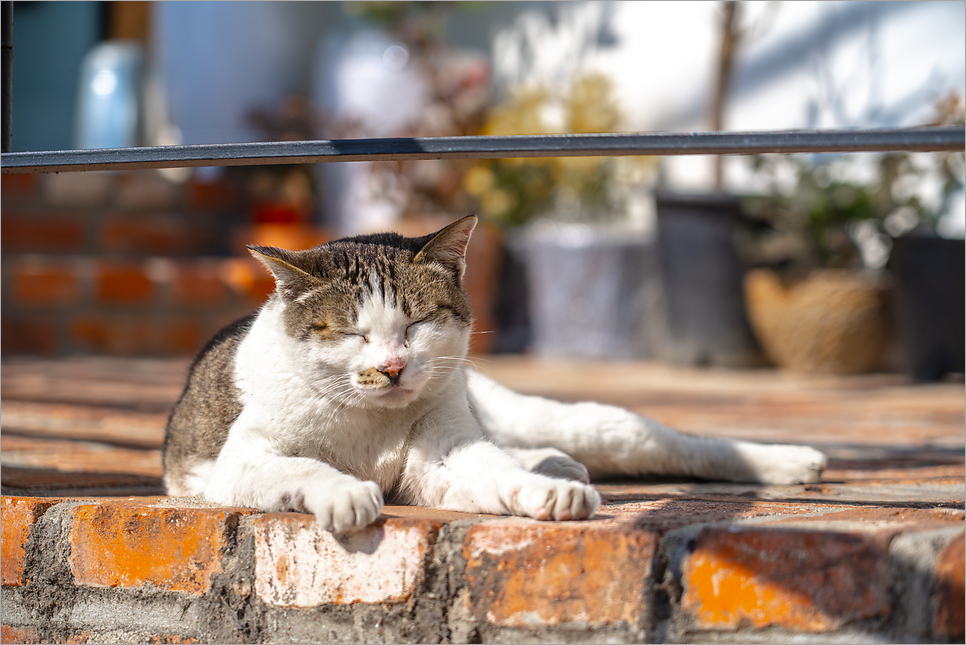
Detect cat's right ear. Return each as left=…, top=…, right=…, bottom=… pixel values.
left=248, top=246, right=320, bottom=300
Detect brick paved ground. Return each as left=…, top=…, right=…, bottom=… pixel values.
left=1, top=356, right=963, bottom=643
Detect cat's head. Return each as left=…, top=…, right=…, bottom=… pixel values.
left=249, top=216, right=476, bottom=409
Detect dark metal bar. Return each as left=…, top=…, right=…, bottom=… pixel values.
left=1, top=126, right=962, bottom=174
left=1, top=1, right=12, bottom=154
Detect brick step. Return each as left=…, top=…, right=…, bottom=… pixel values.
left=1, top=495, right=963, bottom=644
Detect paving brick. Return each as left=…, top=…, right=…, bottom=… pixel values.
left=94, top=263, right=155, bottom=304
left=1, top=497, right=59, bottom=586
left=253, top=514, right=440, bottom=607
left=68, top=502, right=245, bottom=594
left=463, top=519, right=657, bottom=629
left=934, top=532, right=965, bottom=638
left=11, top=259, right=82, bottom=307
left=680, top=527, right=891, bottom=632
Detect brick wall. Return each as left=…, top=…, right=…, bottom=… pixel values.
left=1, top=170, right=330, bottom=356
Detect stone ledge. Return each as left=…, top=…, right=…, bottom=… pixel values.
left=2, top=495, right=963, bottom=644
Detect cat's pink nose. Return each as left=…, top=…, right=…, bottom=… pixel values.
left=378, top=358, right=406, bottom=378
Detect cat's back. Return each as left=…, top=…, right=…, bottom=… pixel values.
left=163, top=313, right=255, bottom=495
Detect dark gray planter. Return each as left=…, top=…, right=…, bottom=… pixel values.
left=888, top=235, right=965, bottom=381
left=654, top=192, right=763, bottom=367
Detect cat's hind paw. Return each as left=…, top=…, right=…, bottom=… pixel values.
left=512, top=480, right=601, bottom=521
left=305, top=479, right=384, bottom=533
left=755, top=445, right=828, bottom=485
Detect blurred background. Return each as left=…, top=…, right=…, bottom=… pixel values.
left=2, top=1, right=964, bottom=381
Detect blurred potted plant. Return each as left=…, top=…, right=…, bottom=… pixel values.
left=462, top=73, right=662, bottom=358
left=739, top=154, right=902, bottom=374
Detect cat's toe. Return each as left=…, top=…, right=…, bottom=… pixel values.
left=760, top=446, right=828, bottom=485
left=308, top=480, right=384, bottom=533
left=517, top=481, right=600, bottom=521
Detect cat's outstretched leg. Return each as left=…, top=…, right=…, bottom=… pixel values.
left=502, top=447, right=591, bottom=483
left=468, top=371, right=827, bottom=485
left=400, top=405, right=600, bottom=520
left=204, top=416, right=383, bottom=533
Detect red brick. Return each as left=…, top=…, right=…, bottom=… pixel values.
left=1, top=214, right=85, bottom=252
left=1, top=497, right=59, bottom=586
left=0, top=318, right=59, bottom=355
left=253, top=514, right=440, bottom=607
left=171, top=263, right=228, bottom=306
left=43, top=171, right=115, bottom=208
left=1, top=174, right=39, bottom=199
left=11, top=260, right=82, bottom=307
left=680, top=527, right=891, bottom=632
left=94, top=263, right=155, bottom=304
left=463, top=519, right=657, bottom=629
left=99, top=217, right=183, bottom=255
left=935, top=533, right=965, bottom=637
left=68, top=502, right=247, bottom=594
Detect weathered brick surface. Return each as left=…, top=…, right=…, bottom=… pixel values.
left=934, top=532, right=965, bottom=638
left=463, top=519, right=657, bottom=629
left=0, top=625, right=40, bottom=644
left=1, top=497, right=58, bottom=586
left=68, top=502, right=246, bottom=594
left=680, top=527, right=891, bottom=632
left=254, top=513, right=440, bottom=607
left=1, top=174, right=39, bottom=200
left=1, top=317, right=59, bottom=354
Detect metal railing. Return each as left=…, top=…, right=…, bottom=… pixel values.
left=1, top=126, right=963, bottom=175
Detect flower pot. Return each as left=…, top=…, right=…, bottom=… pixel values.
left=888, top=235, right=965, bottom=381
left=506, top=223, right=665, bottom=360
left=655, top=192, right=763, bottom=367
left=743, top=268, right=890, bottom=374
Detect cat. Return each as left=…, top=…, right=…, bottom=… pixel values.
left=163, top=215, right=827, bottom=533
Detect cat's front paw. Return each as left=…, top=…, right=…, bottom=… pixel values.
left=304, top=479, right=384, bottom=533
left=512, top=480, right=601, bottom=521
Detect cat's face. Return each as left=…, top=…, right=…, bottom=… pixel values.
left=250, top=217, right=476, bottom=410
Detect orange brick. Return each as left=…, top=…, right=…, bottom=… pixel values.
left=11, top=261, right=81, bottom=307
left=100, top=218, right=182, bottom=255
left=186, top=176, right=239, bottom=211
left=935, top=533, right=965, bottom=637
left=94, top=263, right=155, bottom=304
left=253, top=514, right=440, bottom=607
left=1, top=497, right=58, bottom=586
left=162, top=320, right=203, bottom=354
left=68, top=502, right=244, bottom=594
left=220, top=258, right=275, bottom=304
left=1, top=625, right=40, bottom=644
left=69, top=316, right=152, bottom=354
left=680, top=527, right=890, bottom=632
left=463, top=519, right=657, bottom=629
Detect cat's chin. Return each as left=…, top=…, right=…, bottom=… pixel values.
left=365, top=386, right=418, bottom=409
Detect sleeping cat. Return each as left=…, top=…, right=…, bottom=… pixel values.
left=163, top=215, right=826, bottom=533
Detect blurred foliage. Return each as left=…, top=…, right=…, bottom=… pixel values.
left=465, top=72, right=656, bottom=227
left=741, top=92, right=965, bottom=272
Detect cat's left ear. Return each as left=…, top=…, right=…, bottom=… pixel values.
left=414, top=215, right=477, bottom=280
left=248, top=246, right=320, bottom=300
